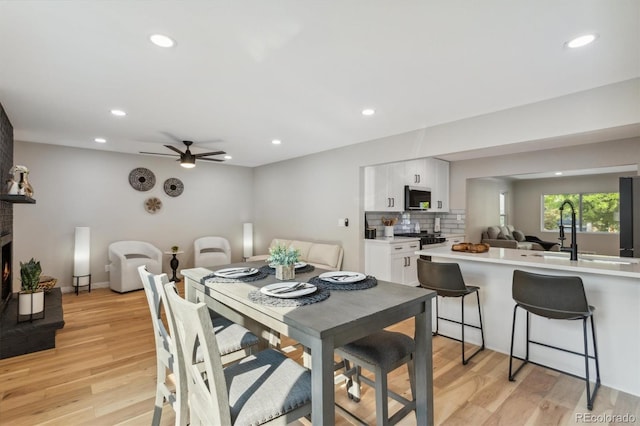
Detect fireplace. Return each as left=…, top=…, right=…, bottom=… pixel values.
left=0, top=234, right=12, bottom=315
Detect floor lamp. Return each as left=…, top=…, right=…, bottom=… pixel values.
left=73, top=227, right=91, bottom=295
left=243, top=223, right=253, bottom=261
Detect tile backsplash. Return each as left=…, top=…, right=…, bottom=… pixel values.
left=365, top=210, right=466, bottom=236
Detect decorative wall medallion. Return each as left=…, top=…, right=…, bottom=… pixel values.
left=163, top=178, right=184, bottom=197
left=129, top=167, right=156, bottom=191
left=144, top=197, right=162, bottom=214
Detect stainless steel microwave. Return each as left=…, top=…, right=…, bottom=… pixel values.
left=404, top=185, right=431, bottom=210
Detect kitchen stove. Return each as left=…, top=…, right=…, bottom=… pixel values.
left=395, top=232, right=446, bottom=248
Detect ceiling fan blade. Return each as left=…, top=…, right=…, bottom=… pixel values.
left=140, top=151, right=179, bottom=157
left=194, top=151, right=226, bottom=157
left=159, top=131, right=183, bottom=144
left=197, top=157, right=225, bottom=162
left=164, top=145, right=184, bottom=154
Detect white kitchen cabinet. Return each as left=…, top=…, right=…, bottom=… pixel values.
left=427, top=158, right=449, bottom=212
left=445, top=234, right=466, bottom=246
left=364, top=238, right=420, bottom=286
left=364, top=163, right=404, bottom=212
left=364, top=158, right=449, bottom=213
left=403, top=159, right=430, bottom=186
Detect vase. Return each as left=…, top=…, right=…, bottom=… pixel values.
left=18, top=291, right=45, bottom=315
left=275, top=264, right=295, bottom=280
left=6, top=178, right=18, bottom=195
left=18, top=172, right=34, bottom=197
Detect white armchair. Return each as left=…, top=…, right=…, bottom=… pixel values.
left=193, top=236, right=231, bottom=268
left=108, top=241, right=162, bottom=293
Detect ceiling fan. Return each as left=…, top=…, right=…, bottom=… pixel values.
left=140, top=140, right=226, bottom=168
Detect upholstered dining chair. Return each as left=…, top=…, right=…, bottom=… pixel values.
left=193, top=236, right=231, bottom=268
left=109, top=240, right=162, bottom=292
left=162, top=280, right=313, bottom=425
left=335, top=330, right=416, bottom=425
left=137, top=266, right=260, bottom=426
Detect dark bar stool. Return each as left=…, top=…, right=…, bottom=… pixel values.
left=416, top=258, right=485, bottom=365
left=509, top=270, right=601, bottom=410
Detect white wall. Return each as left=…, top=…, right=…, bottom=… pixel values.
left=466, top=178, right=514, bottom=244
left=12, top=142, right=253, bottom=291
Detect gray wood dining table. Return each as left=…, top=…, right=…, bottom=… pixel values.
left=182, top=261, right=435, bottom=425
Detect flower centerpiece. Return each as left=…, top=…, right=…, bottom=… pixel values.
left=18, top=258, right=44, bottom=317
left=267, top=244, right=300, bottom=280
left=171, top=245, right=179, bottom=253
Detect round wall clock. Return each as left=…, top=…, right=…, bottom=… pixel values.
left=129, top=167, right=156, bottom=191
left=163, top=178, right=184, bottom=197
left=144, top=197, right=162, bottom=214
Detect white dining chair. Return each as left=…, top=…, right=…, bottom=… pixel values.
left=137, top=266, right=260, bottom=426
left=162, top=280, right=313, bottom=425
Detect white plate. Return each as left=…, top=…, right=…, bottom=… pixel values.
left=319, top=271, right=366, bottom=283
left=213, top=267, right=259, bottom=278
left=260, top=282, right=317, bottom=298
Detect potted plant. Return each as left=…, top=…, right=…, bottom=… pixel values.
left=18, top=258, right=44, bottom=318
left=267, top=244, right=300, bottom=280
left=171, top=245, right=179, bottom=253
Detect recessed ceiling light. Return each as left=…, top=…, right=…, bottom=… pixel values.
left=110, top=109, right=126, bottom=117
left=224, top=155, right=232, bottom=160
left=555, top=172, right=563, bottom=176
left=566, top=34, right=598, bottom=49
left=362, top=108, right=375, bottom=116
left=272, top=139, right=282, bottom=145
left=150, top=34, right=175, bottom=48
left=94, top=137, right=107, bottom=143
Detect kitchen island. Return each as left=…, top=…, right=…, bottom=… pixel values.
left=415, top=245, right=640, bottom=397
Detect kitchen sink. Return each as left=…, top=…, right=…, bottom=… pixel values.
left=534, top=251, right=639, bottom=265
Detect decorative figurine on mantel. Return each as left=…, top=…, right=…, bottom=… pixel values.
left=7, top=165, right=33, bottom=197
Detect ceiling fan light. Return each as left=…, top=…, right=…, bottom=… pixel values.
left=180, top=160, right=195, bottom=168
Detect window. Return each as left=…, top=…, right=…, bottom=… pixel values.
left=499, top=192, right=507, bottom=226
left=542, top=192, right=620, bottom=233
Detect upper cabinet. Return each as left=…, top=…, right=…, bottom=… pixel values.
left=404, top=159, right=430, bottom=186
left=364, top=163, right=405, bottom=212
left=428, top=158, right=449, bottom=212
left=364, top=158, right=449, bottom=212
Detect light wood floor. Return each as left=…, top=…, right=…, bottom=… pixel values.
left=1, top=286, right=638, bottom=425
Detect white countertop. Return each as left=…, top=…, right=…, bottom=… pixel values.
left=416, top=246, right=640, bottom=279
left=365, top=236, right=420, bottom=244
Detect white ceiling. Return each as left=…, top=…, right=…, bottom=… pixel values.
left=0, top=1, right=638, bottom=167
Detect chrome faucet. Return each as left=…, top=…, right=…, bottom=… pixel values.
left=559, top=200, right=578, bottom=261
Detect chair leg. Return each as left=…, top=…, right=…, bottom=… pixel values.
left=476, top=291, right=485, bottom=350
left=374, top=365, right=389, bottom=426
left=151, top=364, right=165, bottom=426
left=433, top=296, right=439, bottom=336
left=584, top=316, right=601, bottom=410
left=509, top=304, right=519, bottom=380
left=407, top=357, right=416, bottom=399
left=347, top=365, right=362, bottom=402
left=509, top=306, right=531, bottom=381
left=461, top=293, right=484, bottom=365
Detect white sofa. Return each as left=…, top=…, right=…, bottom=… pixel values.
left=108, top=241, right=162, bottom=293
left=248, top=238, right=344, bottom=271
